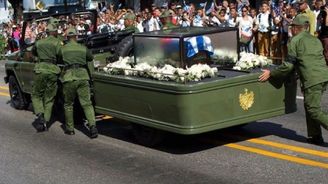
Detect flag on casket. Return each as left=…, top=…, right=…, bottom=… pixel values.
left=184, top=36, right=214, bottom=58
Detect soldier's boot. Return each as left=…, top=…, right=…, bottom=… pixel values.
left=89, top=125, right=98, bottom=139
left=307, top=135, right=324, bottom=145
left=34, top=113, right=47, bottom=132
left=64, top=129, right=75, bottom=135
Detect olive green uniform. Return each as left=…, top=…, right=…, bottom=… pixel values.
left=59, top=40, right=95, bottom=131
left=162, top=22, right=177, bottom=30
left=125, top=25, right=139, bottom=33
left=32, top=35, right=61, bottom=122
left=270, top=30, right=328, bottom=137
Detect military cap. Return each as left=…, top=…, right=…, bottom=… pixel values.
left=160, top=10, right=172, bottom=18
left=46, top=24, right=57, bottom=32
left=49, top=17, right=59, bottom=25
left=290, top=14, right=309, bottom=26
left=124, top=13, right=136, bottom=20
left=67, top=28, right=77, bottom=36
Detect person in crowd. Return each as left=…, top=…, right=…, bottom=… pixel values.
left=193, top=9, right=207, bottom=27
left=237, top=6, right=254, bottom=53
left=270, top=10, right=282, bottom=63
left=255, top=1, right=272, bottom=56
left=31, top=24, right=62, bottom=132
left=148, top=8, right=162, bottom=31
left=136, top=14, right=144, bottom=32
left=318, top=6, right=328, bottom=65
left=216, top=8, right=229, bottom=27
left=180, top=11, right=192, bottom=27
left=313, top=0, right=324, bottom=35
left=297, top=0, right=316, bottom=36
left=228, top=7, right=239, bottom=27
left=59, top=28, right=98, bottom=138
left=250, top=8, right=258, bottom=54
left=259, top=14, right=328, bottom=145
left=12, top=25, right=21, bottom=49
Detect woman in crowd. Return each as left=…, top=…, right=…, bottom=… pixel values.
left=237, top=6, right=254, bottom=53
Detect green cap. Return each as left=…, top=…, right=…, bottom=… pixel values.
left=49, top=17, right=59, bottom=25
left=67, top=28, right=77, bottom=36
left=290, top=14, right=309, bottom=26
left=160, top=10, right=172, bottom=18
left=46, top=24, right=57, bottom=32
left=124, top=13, right=136, bottom=20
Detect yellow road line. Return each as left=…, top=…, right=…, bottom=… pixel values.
left=0, top=92, right=9, bottom=97
left=225, top=143, right=328, bottom=169
left=0, top=86, right=9, bottom=90
left=221, top=133, right=328, bottom=159
left=246, top=138, right=328, bottom=159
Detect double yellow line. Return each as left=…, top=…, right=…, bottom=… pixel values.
left=0, top=86, right=9, bottom=97
left=206, top=134, right=328, bottom=169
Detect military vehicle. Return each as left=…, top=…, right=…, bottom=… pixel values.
left=4, top=26, right=297, bottom=146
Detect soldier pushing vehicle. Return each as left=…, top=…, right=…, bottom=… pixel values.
left=59, top=28, right=98, bottom=138
left=31, top=23, right=62, bottom=132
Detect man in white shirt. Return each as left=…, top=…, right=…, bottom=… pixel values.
left=255, top=1, right=272, bottom=56
left=148, top=8, right=162, bottom=31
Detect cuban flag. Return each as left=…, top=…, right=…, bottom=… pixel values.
left=184, top=36, right=214, bottom=58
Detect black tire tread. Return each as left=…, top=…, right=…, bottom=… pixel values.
left=8, top=75, right=27, bottom=110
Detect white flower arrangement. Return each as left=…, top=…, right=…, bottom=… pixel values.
left=213, top=49, right=238, bottom=63
left=233, top=52, right=272, bottom=71
left=103, top=57, right=218, bottom=83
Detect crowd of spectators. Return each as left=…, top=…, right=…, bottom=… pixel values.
left=1, top=0, right=328, bottom=65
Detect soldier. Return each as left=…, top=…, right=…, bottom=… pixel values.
left=59, top=28, right=98, bottom=138
left=124, top=13, right=139, bottom=33
left=159, top=10, right=178, bottom=30
left=31, top=24, right=62, bottom=132
left=259, top=15, right=328, bottom=145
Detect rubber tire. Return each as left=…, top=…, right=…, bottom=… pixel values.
left=132, top=124, right=164, bottom=147
left=117, top=36, right=134, bottom=57
left=8, top=75, right=27, bottom=110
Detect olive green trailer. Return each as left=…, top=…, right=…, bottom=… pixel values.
left=93, top=69, right=293, bottom=135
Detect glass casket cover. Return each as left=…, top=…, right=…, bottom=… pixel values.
left=133, top=27, right=239, bottom=68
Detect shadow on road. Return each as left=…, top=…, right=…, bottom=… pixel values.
left=73, top=118, right=327, bottom=154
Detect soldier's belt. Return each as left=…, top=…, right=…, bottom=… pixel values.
left=64, top=64, right=86, bottom=70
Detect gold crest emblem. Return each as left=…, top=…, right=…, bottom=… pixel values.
left=239, top=88, right=254, bottom=111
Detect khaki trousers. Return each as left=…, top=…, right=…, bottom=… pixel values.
left=257, top=32, right=270, bottom=57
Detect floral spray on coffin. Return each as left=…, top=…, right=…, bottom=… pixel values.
left=233, top=52, right=273, bottom=71
left=103, top=57, right=219, bottom=83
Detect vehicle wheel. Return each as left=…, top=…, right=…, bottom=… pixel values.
left=117, top=36, right=134, bottom=57
left=8, top=75, right=27, bottom=110
left=132, top=124, right=164, bottom=147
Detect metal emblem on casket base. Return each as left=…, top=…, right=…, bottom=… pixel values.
left=239, top=88, right=254, bottom=111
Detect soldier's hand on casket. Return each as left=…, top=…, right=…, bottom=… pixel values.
left=258, top=69, right=271, bottom=82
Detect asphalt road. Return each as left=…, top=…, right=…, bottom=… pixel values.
left=0, top=61, right=328, bottom=184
